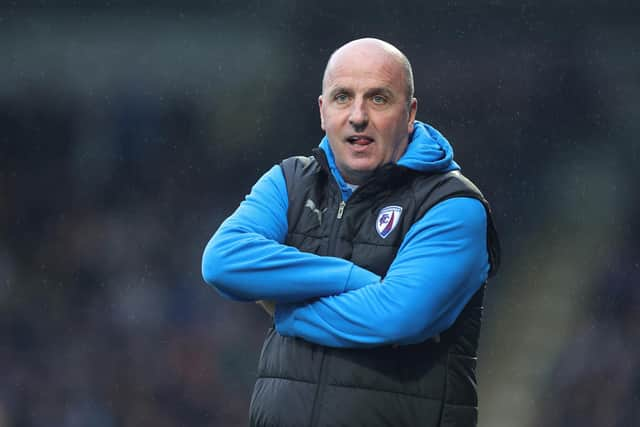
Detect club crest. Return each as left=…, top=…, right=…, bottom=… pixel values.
left=376, top=205, right=403, bottom=239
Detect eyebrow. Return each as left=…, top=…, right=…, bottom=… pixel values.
left=328, top=86, right=353, bottom=98
left=364, top=87, right=394, bottom=100
left=327, top=86, right=395, bottom=100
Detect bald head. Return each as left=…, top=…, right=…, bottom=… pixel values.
left=322, top=38, right=414, bottom=107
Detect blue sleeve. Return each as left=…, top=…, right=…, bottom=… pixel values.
left=201, top=165, right=381, bottom=302
left=274, top=197, right=490, bottom=347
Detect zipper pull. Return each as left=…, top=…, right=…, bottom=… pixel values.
left=337, top=201, right=346, bottom=219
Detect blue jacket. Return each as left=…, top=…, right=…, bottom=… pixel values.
left=202, top=121, right=489, bottom=347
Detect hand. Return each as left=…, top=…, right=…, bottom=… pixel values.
left=256, top=300, right=275, bottom=317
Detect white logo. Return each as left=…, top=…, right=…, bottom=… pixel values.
left=376, top=206, right=403, bottom=239
left=305, top=199, right=327, bottom=225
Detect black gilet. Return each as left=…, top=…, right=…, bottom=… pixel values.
left=249, top=148, right=500, bottom=427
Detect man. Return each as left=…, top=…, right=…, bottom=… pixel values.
left=202, top=38, right=499, bottom=427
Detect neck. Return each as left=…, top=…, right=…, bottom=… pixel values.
left=342, top=168, right=374, bottom=186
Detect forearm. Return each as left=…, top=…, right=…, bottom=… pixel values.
left=202, top=221, right=380, bottom=302
left=275, top=269, right=480, bottom=347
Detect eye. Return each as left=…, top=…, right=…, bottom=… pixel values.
left=372, top=95, right=387, bottom=105
left=335, top=93, right=349, bottom=104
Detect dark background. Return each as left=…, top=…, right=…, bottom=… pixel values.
left=1, top=1, right=638, bottom=426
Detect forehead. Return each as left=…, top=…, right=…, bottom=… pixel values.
left=323, top=47, right=404, bottom=92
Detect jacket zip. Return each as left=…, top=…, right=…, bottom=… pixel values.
left=309, top=196, right=346, bottom=427
left=308, top=350, right=330, bottom=427
left=311, top=148, right=383, bottom=426
left=336, top=200, right=346, bottom=219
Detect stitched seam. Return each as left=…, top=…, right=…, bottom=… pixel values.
left=443, top=402, right=478, bottom=408
left=255, top=376, right=477, bottom=408
left=324, top=382, right=441, bottom=401
left=436, top=351, right=450, bottom=426
left=288, top=232, right=328, bottom=238
left=351, top=240, right=400, bottom=248
left=256, top=375, right=317, bottom=385
left=449, top=353, right=477, bottom=359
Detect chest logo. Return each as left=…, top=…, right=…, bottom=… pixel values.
left=376, top=205, right=403, bottom=239
left=305, top=199, right=327, bottom=225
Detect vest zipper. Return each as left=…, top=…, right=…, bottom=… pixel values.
left=328, top=198, right=346, bottom=258
left=336, top=200, right=346, bottom=219
left=309, top=198, right=346, bottom=426
left=309, top=351, right=330, bottom=427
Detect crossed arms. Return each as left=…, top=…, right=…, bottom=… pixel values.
left=202, top=165, right=489, bottom=348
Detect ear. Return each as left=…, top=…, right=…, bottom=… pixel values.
left=318, top=95, right=325, bottom=130
left=407, top=98, right=417, bottom=133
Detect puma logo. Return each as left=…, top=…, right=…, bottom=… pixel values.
left=305, top=199, right=327, bottom=225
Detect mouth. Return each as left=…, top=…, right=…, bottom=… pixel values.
left=346, top=135, right=374, bottom=145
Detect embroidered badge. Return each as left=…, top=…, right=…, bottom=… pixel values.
left=376, top=205, right=403, bottom=239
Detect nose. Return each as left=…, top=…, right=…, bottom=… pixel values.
left=348, top=98, right=369, bottom=132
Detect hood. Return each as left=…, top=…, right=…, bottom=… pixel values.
left=319, top=120, right=460, bottom=199
left=397, top=121, right=460, bottom=173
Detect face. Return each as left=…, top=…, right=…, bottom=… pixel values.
left=319, top=44, right=417, bottom=185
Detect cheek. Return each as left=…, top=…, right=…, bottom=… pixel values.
left=379, top=118, right=403, bottom=139
left=320, top=109, right=328, bottom=129
left=322, top=112, right=339, bottom=130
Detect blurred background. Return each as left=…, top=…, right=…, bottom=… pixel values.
left=1, top=1, right=638, bottom=426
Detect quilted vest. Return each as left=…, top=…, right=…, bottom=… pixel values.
left=249, top=148, right=500, bottom=427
